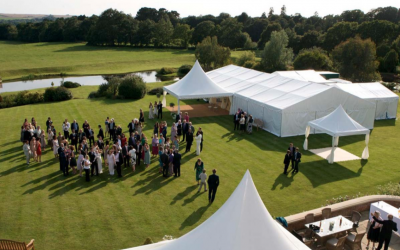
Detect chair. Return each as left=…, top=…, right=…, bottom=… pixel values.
left=304, top=213, right=315, bottom=238
left=345, top=211, right=362, bottom=232
left=0, top=239, right=35, bottom=250
left=344, top=231, right=366, bottom=250
left=292, top=230, right=314, bottom=248
left=322, top=208, right=332, bottom=219
left=325, top=236, right=347, bottom=250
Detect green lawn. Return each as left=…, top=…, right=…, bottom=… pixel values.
left=0, top=83, right=399, bottom=249
left=0, top=41, right=247, bottom=81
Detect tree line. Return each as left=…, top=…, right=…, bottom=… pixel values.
left=0, top=6, right=399, bottom=79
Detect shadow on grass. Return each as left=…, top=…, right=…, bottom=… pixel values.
left=271, top=173, right=295, bottom=190
left=170, top=185, right=198, bottom=205
left=0, top=140, right=20, bottom=147
left=300, top=159, right=364, bottom=188
left=132, top=169, right=177, bottom=196
left=373, top=119, right=396, bottom=127
left=179, top=205, right=210, bottom=230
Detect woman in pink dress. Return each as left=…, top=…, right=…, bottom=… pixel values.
left=184, top=112, right=190, bottom=122
left=152, top=134, right=159, bottom=156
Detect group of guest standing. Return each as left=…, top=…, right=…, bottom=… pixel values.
left=233, top=108, right=254, bottom=134
left=283, top=143, right=302, bottom=174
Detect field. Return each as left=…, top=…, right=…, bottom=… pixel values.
left=0, top=41, right=246, bottom=81
left=0, top=81, right=399, bottom=249
left=0, top=13, right=71, bottom=20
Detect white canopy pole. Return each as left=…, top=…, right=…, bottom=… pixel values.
left=328, top=136, right=336, bottom=164
left=361, top=133, right=370, bottom=159
left=177, top=99, right=180, bottom=113
left=303, top=125, right=310, bottom=150
left=162, top=91, right=167, bottom=107
left=334, top=136, right=339, bottom=147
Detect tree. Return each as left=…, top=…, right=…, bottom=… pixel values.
left=332, top=36, right=381, bottom=82
left=357, top=20, right=397, bottom=45
left=367, top=7, right=399, bottom=23
left=6, top=25, right=18, bottom=40
left=86, top=9, right=124, bottom=45
left=280, top=5, right=287, bottom=16
left=243, top=18, right=269, bottom=42
left=257, top=22, right=282, bottom=49
left=62, top=17, right=80, bottom=42
left=293, top=47, right=333, bottom=70
left=195, top=36, right=231, bottom=70
left=323, top=22, right=358, bottom=51
left=134, top=19, right=155, bottom=46
left=237, top=12, right=249, bottom=24
left=191, top=21, right=216, bottom=45
left=260, top=30, right=293, bottom=72
left=135, top=7, right=159, bottom=22
left=383, top=49, right=399, bottom=72
left=340, top=9, right=365, bottom=23
left=118, top=75, right=146, bottom=99
left=300, top=30, right=320, bottom=49
left=153, top=17, right=174, bottom=47
left=236, top=51, right=256, bottom=66
left=218, top=18, right=243, bottom=49
left=391, top=35, right=400, bottom=54
left=173, top=24, right=193, bottom=48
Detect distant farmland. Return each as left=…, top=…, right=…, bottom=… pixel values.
left=0, top=13, right=72, bottom=20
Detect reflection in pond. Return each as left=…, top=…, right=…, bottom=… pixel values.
left=0, top=71, right=179, bottom=93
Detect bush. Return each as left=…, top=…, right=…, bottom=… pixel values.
left=382, top=82, right=397, bottom=91
left=117, top=75, right=146, bottom=99
left=88, top=91, right=98, bottom=99
left=236, top=51, right=256, bottom=66
left=97, top=83, right=110, bottom=97
left=293, top=47, right=333, bottom=71
left=243, top=60, right=257, bottom=69
left=148, top=87, right=163, bottom=95
left=62, top=81, right=81, bottom=88
left=44, top=87, right=73, bottom=102
left=0, top=95, right=2, bottom=102
left=143, top=238, right=153, bottom=245
left=0, top=91, right=44, bottom=109
left=177, top=64, right=192, bottom=76
left=157, top=67, right=177, bottom=75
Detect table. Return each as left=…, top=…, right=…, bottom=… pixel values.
left=305, top=215, right=353, bottom=245
left=370, top=201, right=400, bottom=225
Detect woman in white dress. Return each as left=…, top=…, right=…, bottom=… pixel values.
left=95, top=148, right=103, bottom=174
left=77, top=150, right=84, bottom=177
left=47, top=129, right=54, bottom=150
left=171, top=123, right=177, bottom=143
left=154, top=101, right=158, bottom=117
left=52, top=135, right=59, bottom=157
left=195, top=133, right=202, bottom=156
left=149, top=102, right=154, bottom=119
left=107, top=150, right=116, bottom=175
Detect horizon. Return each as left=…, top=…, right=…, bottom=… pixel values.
left=1, top=1, right=399, bottom=19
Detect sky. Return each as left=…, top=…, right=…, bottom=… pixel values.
left=1, top=0, right=399, bottom=18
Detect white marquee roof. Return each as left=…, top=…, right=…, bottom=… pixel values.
left=308, top=105, right=370, bottom=137
left=163, top=61, right=232, bottom=99
left=273, top=70, right=334, bottom=83
left=330, top=82, right=399, bottom=101
left=124, top=170, right=310, bottom=250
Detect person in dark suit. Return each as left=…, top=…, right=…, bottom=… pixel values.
left=128, top=133, right=136, bottom=147
left=122, top=144, right=130, bottom=168
left=116, top=150, right=123, bottom=177
left=185, top=129, right=194, bottom=153
left=135, top=140, right=142, bottom=166
left=97, top=125, right=104, bottom=140
left=87, top=126, right=95, bottom=147
left=78, top=129, right=86, bottom=144
left=182, top=120, right=188, bottom=142
left=161, top=149, right=169, bottom=177
left=372, top=213, right=398, bottom=250
left=189, top=122, right=195, bottom=134
left=175, top=112, right=182, bottom=123
left=173, top=149, right=181, bottom=177
left=293, top=147, right=301, bottom=173
left=283, top=150, right=291, bottom=174
left=97, top=137, right=104, bottom=151
left=288, top=143, right=296, bottom=170
left=157, top=102, right=163, bottom=119
left=71, top=120, right=79, bottom=134
left=196, top=127, right=204, bottom=152
left=233, top=112, right=240, bottom=130
left=139, top=109, right=145, bottom=123
left=46, top=117, right=52, bottom=132
left=69, top=129, right=78, bottom=152
left=58, top=143, right=65, bottom=172
left=128, top=120, right=135, bottom=135
left=88, top=147, right=98, bottom=176
left=207, top=169, right=220, bottom=204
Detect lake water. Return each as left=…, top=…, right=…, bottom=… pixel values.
left=0, top=71, right=177, bottom=93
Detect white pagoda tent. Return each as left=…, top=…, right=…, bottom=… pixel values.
left=124, top=170, right=310, bottom=250
left=162, top=61, right=233, bottom=112
left=303, top=105, right=371, bottom=164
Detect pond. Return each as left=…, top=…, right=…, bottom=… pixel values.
left=0, top=71, right=178, bottom=93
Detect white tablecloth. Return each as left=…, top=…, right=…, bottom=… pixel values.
left=305, top=215, right=353, bottom=237
left=370, top=201, right=400, bottom=225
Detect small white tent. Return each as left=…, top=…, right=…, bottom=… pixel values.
left=124, top=170, right=310, bottom=250
left=329, top=83, right=399, bottom=120
left=163, top=61, right=233, bottom=112
left=303, top=105, right=370, bottom=164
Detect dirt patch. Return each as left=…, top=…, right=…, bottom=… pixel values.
left=165, top=104, right=229, bottom=118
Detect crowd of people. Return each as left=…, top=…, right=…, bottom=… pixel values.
left=19, top=109, right=208, bottom=185
left=233, top=108, right=254, bottom=134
